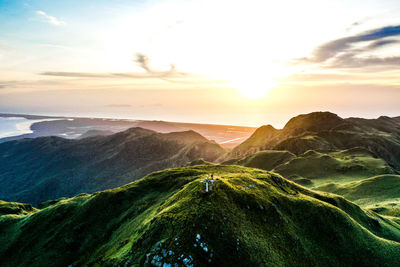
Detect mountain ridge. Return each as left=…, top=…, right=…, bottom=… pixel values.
left=0, top=127, right=224, bottom=205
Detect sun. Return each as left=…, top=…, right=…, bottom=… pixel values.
left=230, top=75, right=277, bottom=99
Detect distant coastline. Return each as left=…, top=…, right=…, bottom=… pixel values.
left=0, top=117, right=63, bottom=139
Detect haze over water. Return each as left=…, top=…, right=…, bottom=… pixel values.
left=0, top=117, right=62, bottom=138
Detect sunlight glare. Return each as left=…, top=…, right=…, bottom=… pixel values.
left=231, top=75, right=277, bottom=99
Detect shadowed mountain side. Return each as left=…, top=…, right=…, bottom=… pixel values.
left=222, top=150, right=296, bottom=171
left=0, top=200, right=38, bottom=216
left=1, top=165, right=400, bottom=266
left=0, top=128, right=225, bottom=205
left=78, top=129, right=115, bottom=139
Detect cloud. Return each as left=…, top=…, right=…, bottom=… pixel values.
left=39, top=44, right=72, bottom=50
left=285, top=71, right=400, bottom=84
left=345, top=17, right=371, bottom=32
left=301, top=25, right=400, bottom=68
left=105, top=104, right=132, bottom=108
left=40, top=71, right=182, bottom=79
left=133, top=53, right=178, bottom=78
left=134, top=53, right=151, bottom=73
left=40, top=53, right=229, bottom=85
left=41, top=53, right=188, bottom=82
left=36, top=10, right=65, bottom=26
left=40, top=70, right=228, bottom=85
left=139, top=103, right=162, bottom=108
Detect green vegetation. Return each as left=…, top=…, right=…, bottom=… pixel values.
left=0, top=128, right=224, bottom=205
left=223, top=112, right=400, bottom=172
left=223, top=150, right=295, bottom=170
left=314, top=175, right=400, bottom=205
left=1, top=111, right=400, bottom=266
left=367, top=202, right=400, bottom=218
left=219, top=112, right=400, bottom=215
left=224, top=148, right=393, bottom=187
left=313, top=174, right=400, bottom=218
left=1, top=165, right=400, bottom=266
left=274, top=148, right=393, bottom=186
left=0, top=200, right=37, bottom=216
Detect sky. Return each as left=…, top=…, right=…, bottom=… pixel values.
left=1, top=0, right=400, bottom=127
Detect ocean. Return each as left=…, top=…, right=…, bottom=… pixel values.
left=0, top=117, right=60, bottom=138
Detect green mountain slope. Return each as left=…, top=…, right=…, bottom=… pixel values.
left=222, top=112, right=346, bottom=160
left=314, top=174, right=400, bottom=218
left=1, top=165, right=400, bottom=266
left=223, top=112, right=400, bottom=171
left=0, top=128, right=225, bottom=205
left=274, top=148, right=393, bottom=186
left=224, top=148, right=393, bottom=187
left=314, top=175, right=400, bottom=206
left=0, top=200, right=38, bottom=216
left=222, top=150, right=296, bottom=171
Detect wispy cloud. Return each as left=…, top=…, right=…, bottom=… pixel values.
left=105, top=104, right=132, bottom=108
left=36, top=10, right=66, bottom=26
left=41, top=72, right=151, bottom=78
left=41, top=53, right=187, bottom=81
left=133, top=53, right=179, bottom=78
left=40, top=71, right=185, bottom=79
left=300, top=25, right=400, bottom=69
left=345, top=17, right=371, bottom=32
left=39, top=44, right=71, bottom=50
left=39, top=54, right=229, bottom=85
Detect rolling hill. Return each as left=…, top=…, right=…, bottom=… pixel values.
left=1, top=165, right=400, bottom=266
left=313, top=174, right=400, bottom=218
left=224, top=148, right=394, bottom=186
left=0, top=127, right=225, bottom=205
left=273, top=148, right=394, bottom=185
left=314, top=175, right=400, bottom=206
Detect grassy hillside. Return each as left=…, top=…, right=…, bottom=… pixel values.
left=1, top=165, right=400, bottom=266
left=314, top=174, right=400, bottom=218
left=0, top=200, right=38, bottom=216
left=368, top=202, right=400, bottom=218
left=0, top=128, right=225, bottom=205
left=224, top=148, right=393, bottom=187
left=314, top=175, right=400, bottom=206
left=274, top=148, right=393, bottom=186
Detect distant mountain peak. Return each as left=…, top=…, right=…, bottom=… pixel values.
left=258, top=124, right=277, bottom=131
left=278, top=112, right=346, bottom=138
left=161, top=130, right=209, bottom=144
left=123, top=127, right=156, bottom=134
left=283, top=111, right=343, bottom=132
